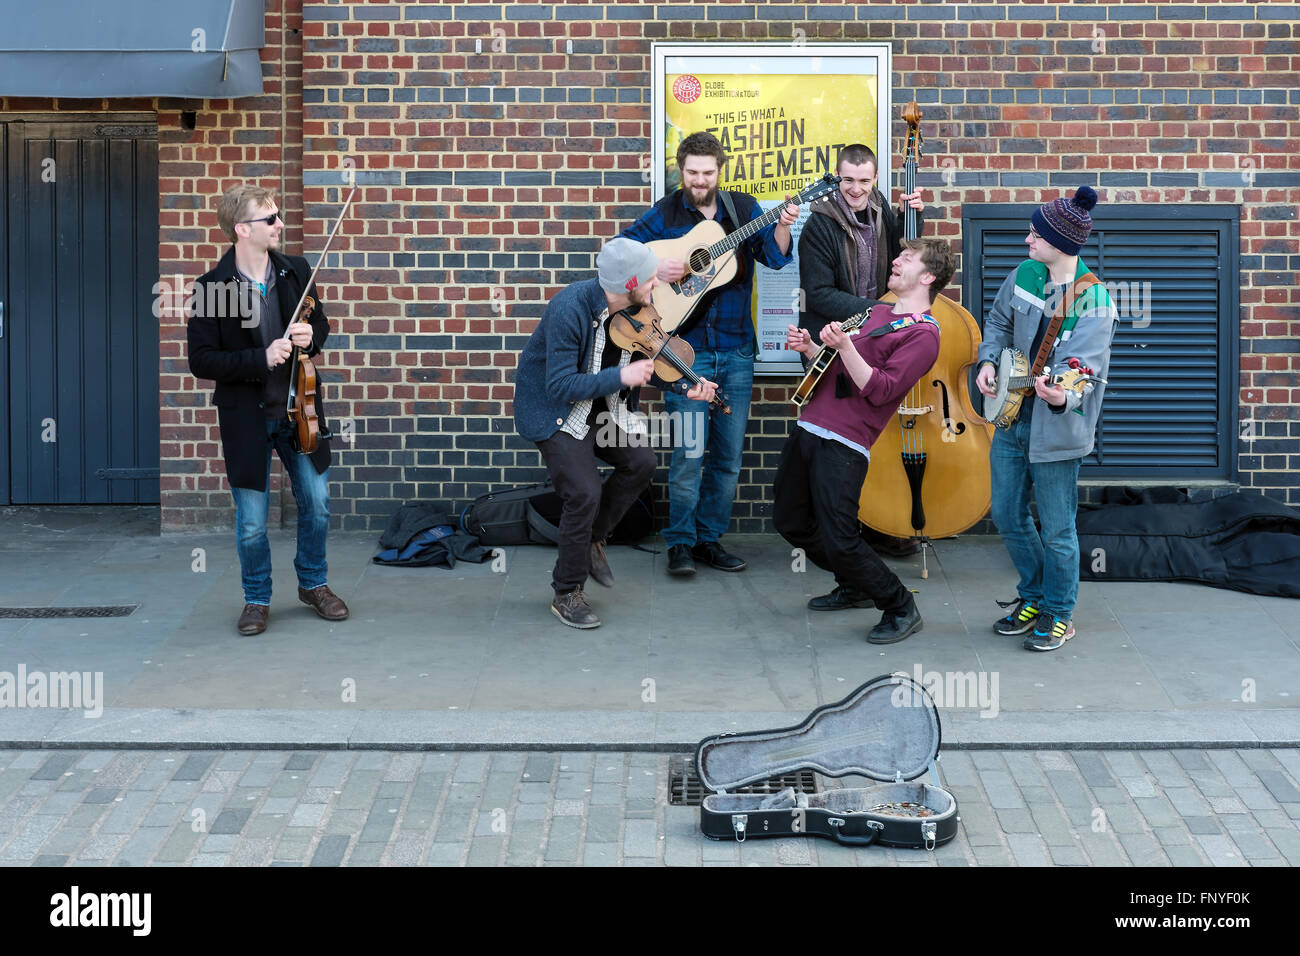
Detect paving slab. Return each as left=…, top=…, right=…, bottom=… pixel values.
left=1, top=512, right=1298, bottom=750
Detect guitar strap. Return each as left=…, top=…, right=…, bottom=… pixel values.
left=1029, top=273, right=1099, bottom=377
left=717, top=189, right=750, bottom=285
left=718, top=189, right=741, bottom=236
left=834, top=310, right=938, bottom=397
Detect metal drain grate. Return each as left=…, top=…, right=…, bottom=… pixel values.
left=668, top=754, right=820, bottom=807
left=0, top=605, right=138, bottom=619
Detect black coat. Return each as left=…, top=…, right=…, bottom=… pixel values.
left=187, top=247, right=331, bottom=491
left=798, top=190, right=919, bottom=343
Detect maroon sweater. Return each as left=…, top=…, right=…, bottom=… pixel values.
left=799, top=303, right=942, bottom=453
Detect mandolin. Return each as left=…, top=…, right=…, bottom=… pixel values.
left=646, top=174, right=841, bottom=333
left=789, top=304, right=877, bottom=410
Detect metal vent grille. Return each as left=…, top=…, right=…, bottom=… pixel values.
left=0, top=605, right=138, bottom=619
left=668, top=754, right=820, bottom=807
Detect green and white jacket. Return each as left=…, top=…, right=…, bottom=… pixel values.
left=977, top=258, right=1119, bottom=463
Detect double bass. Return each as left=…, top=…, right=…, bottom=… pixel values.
left=856, top=102, right=993, bottom=575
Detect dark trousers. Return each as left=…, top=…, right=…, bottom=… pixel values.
left=773, top=426, right=911, bottom=615
left=536, top=424, right=656, bottom=593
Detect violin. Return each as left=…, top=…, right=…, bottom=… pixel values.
left=286, top=296, right=324, bottom=454
left=284, top=185, right=357, bottom=454
left=607, top=303, right=731, bottom=414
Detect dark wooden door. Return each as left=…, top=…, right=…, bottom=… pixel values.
left=3, top=118, right=160, bottom=503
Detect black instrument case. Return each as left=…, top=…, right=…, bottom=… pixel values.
left=696, top=673, right=958, bottom=849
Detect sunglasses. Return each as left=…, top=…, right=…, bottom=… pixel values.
left=239, top=211, right=283, bottom=226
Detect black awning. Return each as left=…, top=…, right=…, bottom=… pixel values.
left=0, top=0, right=265, bottom=99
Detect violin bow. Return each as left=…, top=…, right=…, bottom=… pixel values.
left=283, top=184, right=358, bottom=338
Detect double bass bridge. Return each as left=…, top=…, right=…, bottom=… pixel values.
left=896, top=403, right=934, bottom=417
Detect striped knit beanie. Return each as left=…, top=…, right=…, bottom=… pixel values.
left=1032, top=186, right=1098, bottom=256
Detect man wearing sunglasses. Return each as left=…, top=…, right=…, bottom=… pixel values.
left=187, top=184, right=350, bottom=636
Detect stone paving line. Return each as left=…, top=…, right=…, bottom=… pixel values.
left=0, top=749, right=1298, bottom=867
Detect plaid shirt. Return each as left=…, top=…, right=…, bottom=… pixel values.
left=621, top=189, right=794, bottom=351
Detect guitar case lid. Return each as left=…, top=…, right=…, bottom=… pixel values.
left=695, top=673, right=941, bottom=793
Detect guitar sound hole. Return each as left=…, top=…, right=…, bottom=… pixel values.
left=688, top=249, right=712, bottom=273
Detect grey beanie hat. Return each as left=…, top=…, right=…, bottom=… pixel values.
left=596, top=237, right=658, bottom=295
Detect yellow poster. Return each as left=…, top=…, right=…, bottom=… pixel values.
left=664, top=73, right=878, bottom=199
left=664, top=71, right=879, bottom=361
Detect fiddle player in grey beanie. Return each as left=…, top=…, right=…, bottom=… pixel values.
left=513, top=237, right=717, bottom=628
left=975, top=186, right=1119, bottom=652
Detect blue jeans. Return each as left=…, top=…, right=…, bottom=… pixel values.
left=989, top=411, right=1082, bottom=620
left=230, top=418, right=331, bottom=605
left=661, top=343, right=754, bottom=547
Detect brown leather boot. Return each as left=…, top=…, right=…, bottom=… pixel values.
left=551, top=588, right=600, bottom=629
left=589, top=540, right=614, bottom=588
left=298, top=585, right=350, bottom=621
left=237, top=604, right=269, bottom=636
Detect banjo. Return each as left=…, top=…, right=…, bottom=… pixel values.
left=982, top=348, right=1106, bottom=429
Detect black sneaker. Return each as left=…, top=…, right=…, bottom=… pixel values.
left=1024, top=615, right=1074, bottom=652
left=867, top=600, right=923, bottom=645
left=667, top=544, right=696, bottom=577
left=993, top=597, right=1040, bottom=636
left=551, top=588, right=600, bottom=629
left=588, top=540, right=614, bottom=588
left=692, top=540, right=746, bottom=572
left=808, top=586, right=875, bottom=612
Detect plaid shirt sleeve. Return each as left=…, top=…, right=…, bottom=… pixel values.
left=621, top=203, right=670, bottom=243
left=734, top=191, right=794, bottom=272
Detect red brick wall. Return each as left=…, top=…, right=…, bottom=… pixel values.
left=158, top=0, right=306, bottom=530
left=10, top=0, right=1298, bottom=529
left=272, top=0, right=1296, bottom=533
left=0, top=2, right=311, bottom=528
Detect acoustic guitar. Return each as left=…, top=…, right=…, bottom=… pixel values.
left=646, top=174, right=841, bottom=333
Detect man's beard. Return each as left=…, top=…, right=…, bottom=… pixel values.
left=691, top=184, right=717, bottom=207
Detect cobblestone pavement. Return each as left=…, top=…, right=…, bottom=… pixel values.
left=1, top=749, right=1298, bottom=866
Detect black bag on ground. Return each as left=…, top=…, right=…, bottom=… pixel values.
left=461, top=479, right=657, bottom=547
left=460, top=482, right=561, bottom=546
left=1077, top=487, right=1300, bottom=598
left=696, top=674, right=958, bottom=850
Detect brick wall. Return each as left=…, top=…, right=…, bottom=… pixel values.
left=13, top=1, right=1298, bottom=529
left=1, top=2, right=305, bottom=530
left=271, top=0, right=1296, bottom=535
left=158, top=1, right=308, bottom=529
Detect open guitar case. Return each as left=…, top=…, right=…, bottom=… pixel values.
left=696, top=674, right=958, bottom=850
